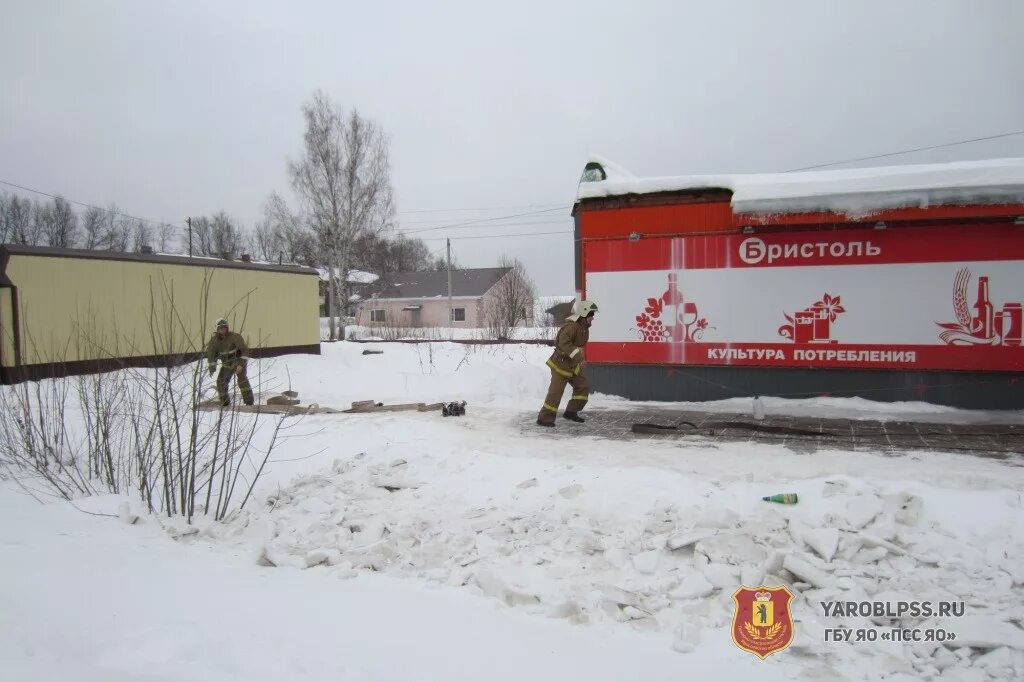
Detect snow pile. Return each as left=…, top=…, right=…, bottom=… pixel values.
left=576, top=156, right=1024, bottom=217
left=1, top=484, right=722, bottom=682
left=219, top=436, right=1024, bottom=679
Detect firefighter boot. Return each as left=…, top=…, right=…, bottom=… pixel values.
left=537, top=404, right=557, bottom=428
left=563, top=411, right=585, bottom=423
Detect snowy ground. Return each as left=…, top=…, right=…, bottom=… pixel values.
left=2, top=342, right=1023, bottom=680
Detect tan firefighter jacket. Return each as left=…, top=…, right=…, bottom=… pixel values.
left=206, top=331, right=250, bottom=368
left=547, top=319, right=589, bottom=377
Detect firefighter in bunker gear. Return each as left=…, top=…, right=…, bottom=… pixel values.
left=537, top=300, right=597, bottom=427
left=205, top=318, right=254, bottom=406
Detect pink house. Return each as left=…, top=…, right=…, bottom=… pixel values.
left=354, top=267, right=532, bottom=328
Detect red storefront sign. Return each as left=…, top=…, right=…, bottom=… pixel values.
left=582, top=223, right=1024, bottom=372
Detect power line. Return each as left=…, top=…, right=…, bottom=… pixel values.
left=397, top=213, right=570, bottom=225
left=395, top=218, right=572, bottom=235
left=0, top=178, right=185, bottom=227
left=398, top=202, right=565, bottom=214
left=398, top=207, right=568, bottom=236
left=786, top=129, right=1024, bottom=172
left=418, top=229, right=572, bottom=242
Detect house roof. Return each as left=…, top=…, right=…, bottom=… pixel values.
left=576, top=155, right=1024, bottom=217
left=0, top=244, right=318, bottom=276
left=366, top=267, right=511, bottom=300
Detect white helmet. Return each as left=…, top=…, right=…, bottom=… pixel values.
left=215, top=318, right=229, bottom=329
left=567, top=299, right=598, bottom=321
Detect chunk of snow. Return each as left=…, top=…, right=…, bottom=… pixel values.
left=694, top=508, right=739, bottom=530
left=762, top=551, right=785, bottom=576
left=667, top=529, right=717, bottom=551
left=258, top=546, right=306, bottom=569
left=842, top=495, right=884, bottom=530
left=945, top=616, right=1024, bottom=650
left=305, top=548, right=341, bottom=567
left=700, top=562, right=740, bottom=589
left=973, top=647, right=1013, bottom=674
left=740, top=565, right=763, bottom=587
left=632, top=550, right=660, bottom=575
left=853, top=547, right=888, bottom=564
left=884, top=492, right=925, bottom=526
left=546, top=599, right=588, bottom=624
left=782, top=555, right=834, bottom=589
left=801, top=528, right=840, bottom=563
left=694, top=533, right=766, bottom=565
left=669, top=573, right=716, bottom=600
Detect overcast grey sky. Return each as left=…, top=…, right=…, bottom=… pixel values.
left=2, top=1, right=1022, bottom=295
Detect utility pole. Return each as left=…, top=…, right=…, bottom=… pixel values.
left=447, top=238, right=453, bottom=337
left=186, top=216, right=193, bottom=257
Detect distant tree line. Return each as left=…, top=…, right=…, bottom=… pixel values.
left=0, top=194, right=178, bottom=252
left=0, top=192, right=446, bottom=274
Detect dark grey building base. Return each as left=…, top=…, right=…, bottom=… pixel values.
left=589, top=363, right=1024, bottom=411
left=0, top=344, right=321, bottom=385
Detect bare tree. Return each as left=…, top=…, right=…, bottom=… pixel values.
left=81, top=206, right=106, bottom=249
left=211, top=211, right=241, bottom=257
left=133, top=218, right=153, bottom=252
left=47, top=196, right=79, bottom=247
left=187, top=212, right=242, bottom=258
left=101, top=205, right=132, bottom=251
left=157, top=222, right=177, bottom=253
left=190, top=215, right=214, bottom=256
left=484, top=255, right=537, bottom=340
left=289, top=90, right=395, bottom=340
left=0, top=194, right=9, bottom=243
left=252, top=192, right=314, bottom=264
left=2, top=194, right=32, bottom=244
left=25, top=200, right=49, bottom=246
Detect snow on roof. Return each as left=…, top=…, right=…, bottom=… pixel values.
left=316, top=268, right=381, bottom=284
left=577, top=155, right=1024, bottom=217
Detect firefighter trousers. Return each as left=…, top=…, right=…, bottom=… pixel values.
left=537, top=362, right=589, bottom=425
left=217, top=362, right=254, bottom=406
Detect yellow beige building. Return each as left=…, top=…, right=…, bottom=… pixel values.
left=0, top=245, right=320, bottom=383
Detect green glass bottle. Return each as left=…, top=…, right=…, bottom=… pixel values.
left=762, top=493, right=798, bottom=504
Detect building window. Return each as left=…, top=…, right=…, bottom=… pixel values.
left=370, top=309, right=386, bottom=323
left=450, top=307, right=466, bottom=322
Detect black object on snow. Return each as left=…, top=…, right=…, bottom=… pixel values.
left=442, top=401, right=467, bottom=417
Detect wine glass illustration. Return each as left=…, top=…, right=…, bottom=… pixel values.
left=681, top=302, right=698, bottom=341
